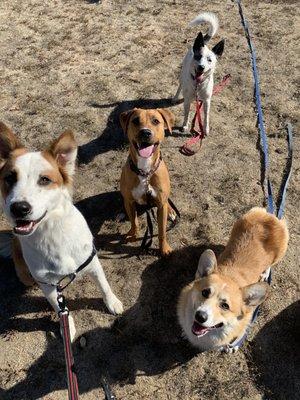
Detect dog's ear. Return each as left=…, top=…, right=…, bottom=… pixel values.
left=157, top=109, right=175, bottom=134
left=241, top=282, right=269, bottom=307
left=0, top=122, right=22, bottom=169
left=212, top=39, right=225, bottom=57
left=193, top=32, right=204, bottom=56
left=120, top=109, right=136, bottom=135
left=196, top=249, right=217, bottom=278
left=49, top=130, right=78, bottom=176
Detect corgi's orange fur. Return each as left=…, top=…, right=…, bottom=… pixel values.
left=177, top=207, right=289, bottom=351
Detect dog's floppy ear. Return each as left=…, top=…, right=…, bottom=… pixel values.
left=193, top=31, right=204, bottom=55
left=241, top=282, right=269, bottom=307
left=120, top=109, right=136, bottom=135
left=212, top=39, right=225, bottom=57
left=196, top=249, right=217, bottom=278
left=49, top=130, right=78, bottom=176
left=157, top=108, right=175, bottom=134
left=0, top=122, right=22, bottom=169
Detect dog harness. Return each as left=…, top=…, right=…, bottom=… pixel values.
left=36, top=246, right=97, bottom=290
left=129, top=155, right=180, bottom=252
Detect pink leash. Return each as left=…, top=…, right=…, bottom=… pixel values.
left=58, top=295, right=80, bottom=400
left=180, top=74, right=231, bottom=156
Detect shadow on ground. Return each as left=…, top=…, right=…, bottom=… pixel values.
left=78, top=97, right=183, bottom=164
left=1, top=243, right=222, bottom=399
left=247, top=300, right=300, bottom=400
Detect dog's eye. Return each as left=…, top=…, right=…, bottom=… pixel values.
left=207, top=57, right=212, bottom=63
left=4, top=171, right=17, bottom=187
left=152, top=118, right=160, bottom=125
left=38, top=176, right=52, bottom=186
left=202, top=289, right=211, bottom=298
left=132, top=117, right=140, bottom=126
left=220, top=301, right=230, bottom=311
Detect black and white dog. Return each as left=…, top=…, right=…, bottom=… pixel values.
left=173, top=12, right=225, bottom=134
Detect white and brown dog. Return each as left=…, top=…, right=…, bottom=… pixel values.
left=178, top=207, right=288, bottom=352
left=0, top=122, right=123, bottom=341
left=173, top=12, right=225, bottom=134
left=120, top=108, right=176, bottom=256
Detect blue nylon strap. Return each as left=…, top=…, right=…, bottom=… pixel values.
left=229, top=1, right=293, bottom=351
left=235, top=0, right=274, bottom=214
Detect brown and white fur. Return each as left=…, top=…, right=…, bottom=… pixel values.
left=0, top=122, right=123, bottom=341
left=172, top=12, right=225, bottom=134
left=178, top=207, right=288, bottom=352
left=120, top=108, right=176, bottom=256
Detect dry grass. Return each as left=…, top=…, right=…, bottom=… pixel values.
left=0, top=0, right=299, bottom=399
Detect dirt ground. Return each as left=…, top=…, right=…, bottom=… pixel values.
left=0, top=0, right=299, bottom=399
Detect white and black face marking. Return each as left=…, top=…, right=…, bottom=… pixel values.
left=1, top=152, right=68, bottom=236
left=192, top=32, right=225, bottom=82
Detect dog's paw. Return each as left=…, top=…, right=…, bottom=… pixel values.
left=182, top=125, right=189, bottom=133
left=105, top=293, right=124, bottom=315
left=161, top=243, right=173, bottom=257
left=220, top=345, right=239, bottom=354
left=60, top=313, right=76, bottom=342
left=124, top=229, right=138, bottom=242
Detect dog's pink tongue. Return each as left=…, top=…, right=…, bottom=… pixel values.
left=138, top=145, right=154, bottom=158
left=196, top=73, right=204, bottom=83
left=192, top=321, right=209, bottom=336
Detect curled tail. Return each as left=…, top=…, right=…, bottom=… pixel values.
left=0, top=230, right=13, bottom=259
left=189, top=12, right=219, bottom=42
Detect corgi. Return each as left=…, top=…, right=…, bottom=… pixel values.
left=172, top=12, right=225, bottom=134
left=0, top=122, right=123, bottom=341
left=177, top=207, right=288, bottom=352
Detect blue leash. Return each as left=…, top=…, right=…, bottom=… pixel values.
left=229, top=1, right=294, bottom=351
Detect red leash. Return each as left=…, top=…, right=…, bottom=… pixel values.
left=58, top=295, right=80, bottom=400
left=180, top=74, right=231, bottom=156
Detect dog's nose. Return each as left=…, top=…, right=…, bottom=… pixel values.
left=197, top=65, right=205, bottom=73
left=195, top=310, right=208, bottom=324
left=10, top=201, right=32, bottom=219
left=139, top=129, right=152, bottom=140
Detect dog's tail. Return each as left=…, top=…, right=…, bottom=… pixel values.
left=0, top=230, right=13, bottom=259
left=189, top=12, right=219, bottom=42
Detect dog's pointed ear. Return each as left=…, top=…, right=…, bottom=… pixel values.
left=49, top=130, right=78, bottom=176
left=212, top=39, right=225, bottom=57
left=196, top=249, right=217, bottom=278
left=241, top=282, right=269, bottom=307
left=193, top=31, right=204, bottom=55
left=157, top=108, right=175, bottom=134
left=120, top=109, right=135, bottom=135
left=0, top=122, right=22, bottom=169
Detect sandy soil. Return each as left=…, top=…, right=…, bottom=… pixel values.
left=0, top=0, right=299, bottom=399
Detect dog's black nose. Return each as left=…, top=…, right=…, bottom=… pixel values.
left=195, top=310, right=208, bottom=324
left=139, top=129, right=152, bottom=140
left=197, top=65, right=205, bottom=73
left=10, top=201, right=32, bottom=219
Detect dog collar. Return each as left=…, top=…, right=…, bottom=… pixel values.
left=129, top=154, right=162, bottom=178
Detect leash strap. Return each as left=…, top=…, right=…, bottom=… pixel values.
left=58, top=294, right=79, bottom=400
left=140, top=198, right=180, bottom=253
left=228, top=1, right=294, bottom=351
left=180, top=74, right=231, bottom=156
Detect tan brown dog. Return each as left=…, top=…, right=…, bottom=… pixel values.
left=178, top=207, right=288, bottom=352
left=120, top=108, right=176, bottom=256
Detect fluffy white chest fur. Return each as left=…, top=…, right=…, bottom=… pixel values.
left=19, top=191, right=93, bottom=284
left=132, top=156, right=156, bottom=205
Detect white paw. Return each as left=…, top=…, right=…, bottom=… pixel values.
left=183, top=125, right=189, bottom=133
left=104, top=293, right=124, bottom=315
left=220, top=345, right=239, bottom=354
left=60, top=313, right=76, bottom=343
left=260, top=267, right=271, bottom=282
